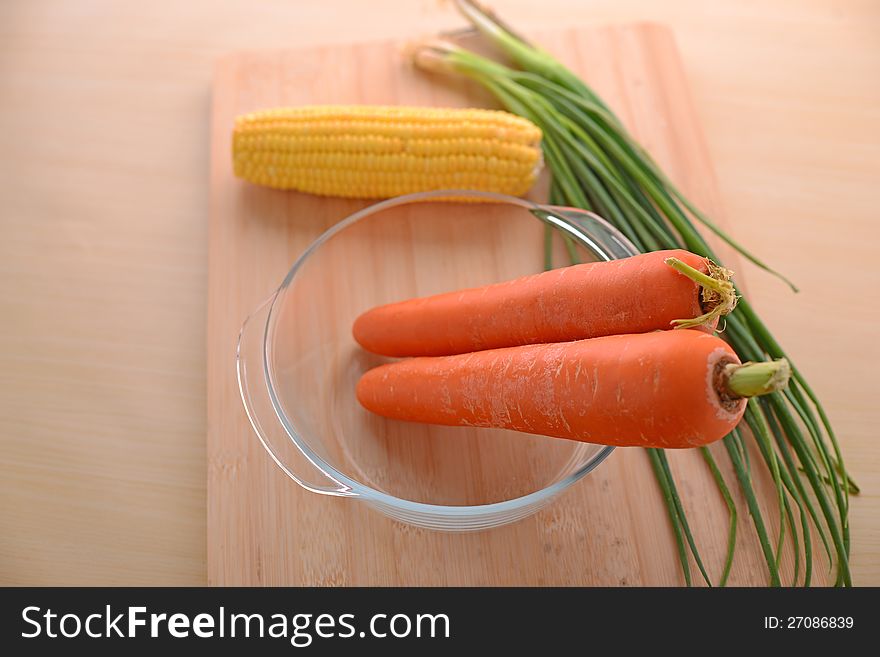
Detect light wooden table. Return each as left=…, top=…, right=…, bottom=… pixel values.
left=1, top=0, right=878, bottom=585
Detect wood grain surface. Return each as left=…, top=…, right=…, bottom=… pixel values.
left=209, top=23, right=821, bottom=586
left=1, top=0, right=877, bottom=586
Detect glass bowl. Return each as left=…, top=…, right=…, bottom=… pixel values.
left=237, top=189, right=638, bottom=531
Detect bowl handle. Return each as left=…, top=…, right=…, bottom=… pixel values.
left=237, top=295, right=355, bottom=497
left=533, top=205, right=641, bottom=260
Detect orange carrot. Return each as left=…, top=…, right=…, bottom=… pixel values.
left=356, top=330, right=789, bottom=449
left=353, top=249, right=736, bottom=357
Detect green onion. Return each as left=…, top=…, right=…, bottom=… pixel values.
left=700, top=447, right=737, bottom=587
left=414, top=0, right=854, bottom=585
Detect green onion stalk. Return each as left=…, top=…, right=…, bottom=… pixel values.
left=413, top=0, right=853, bottom=586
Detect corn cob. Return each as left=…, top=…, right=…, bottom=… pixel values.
left=232, top=105, right=543, bottom=198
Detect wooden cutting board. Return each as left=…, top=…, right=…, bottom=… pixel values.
left=208, top=22, right=817, bottom=585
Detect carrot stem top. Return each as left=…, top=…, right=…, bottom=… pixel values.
left=724, top=358, right=791, bottom=399
left=664, top=256, right=738, bottom=330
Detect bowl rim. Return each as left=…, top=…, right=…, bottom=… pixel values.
left=260, top=189, right=631, bottom=517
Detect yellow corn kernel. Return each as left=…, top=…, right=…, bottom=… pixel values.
left=232, top=105, right=542, bottom=198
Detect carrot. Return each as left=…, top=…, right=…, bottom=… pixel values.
left=353, top=249, right=736, bottom=357
left=356, top=330, right=789, bottom=449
